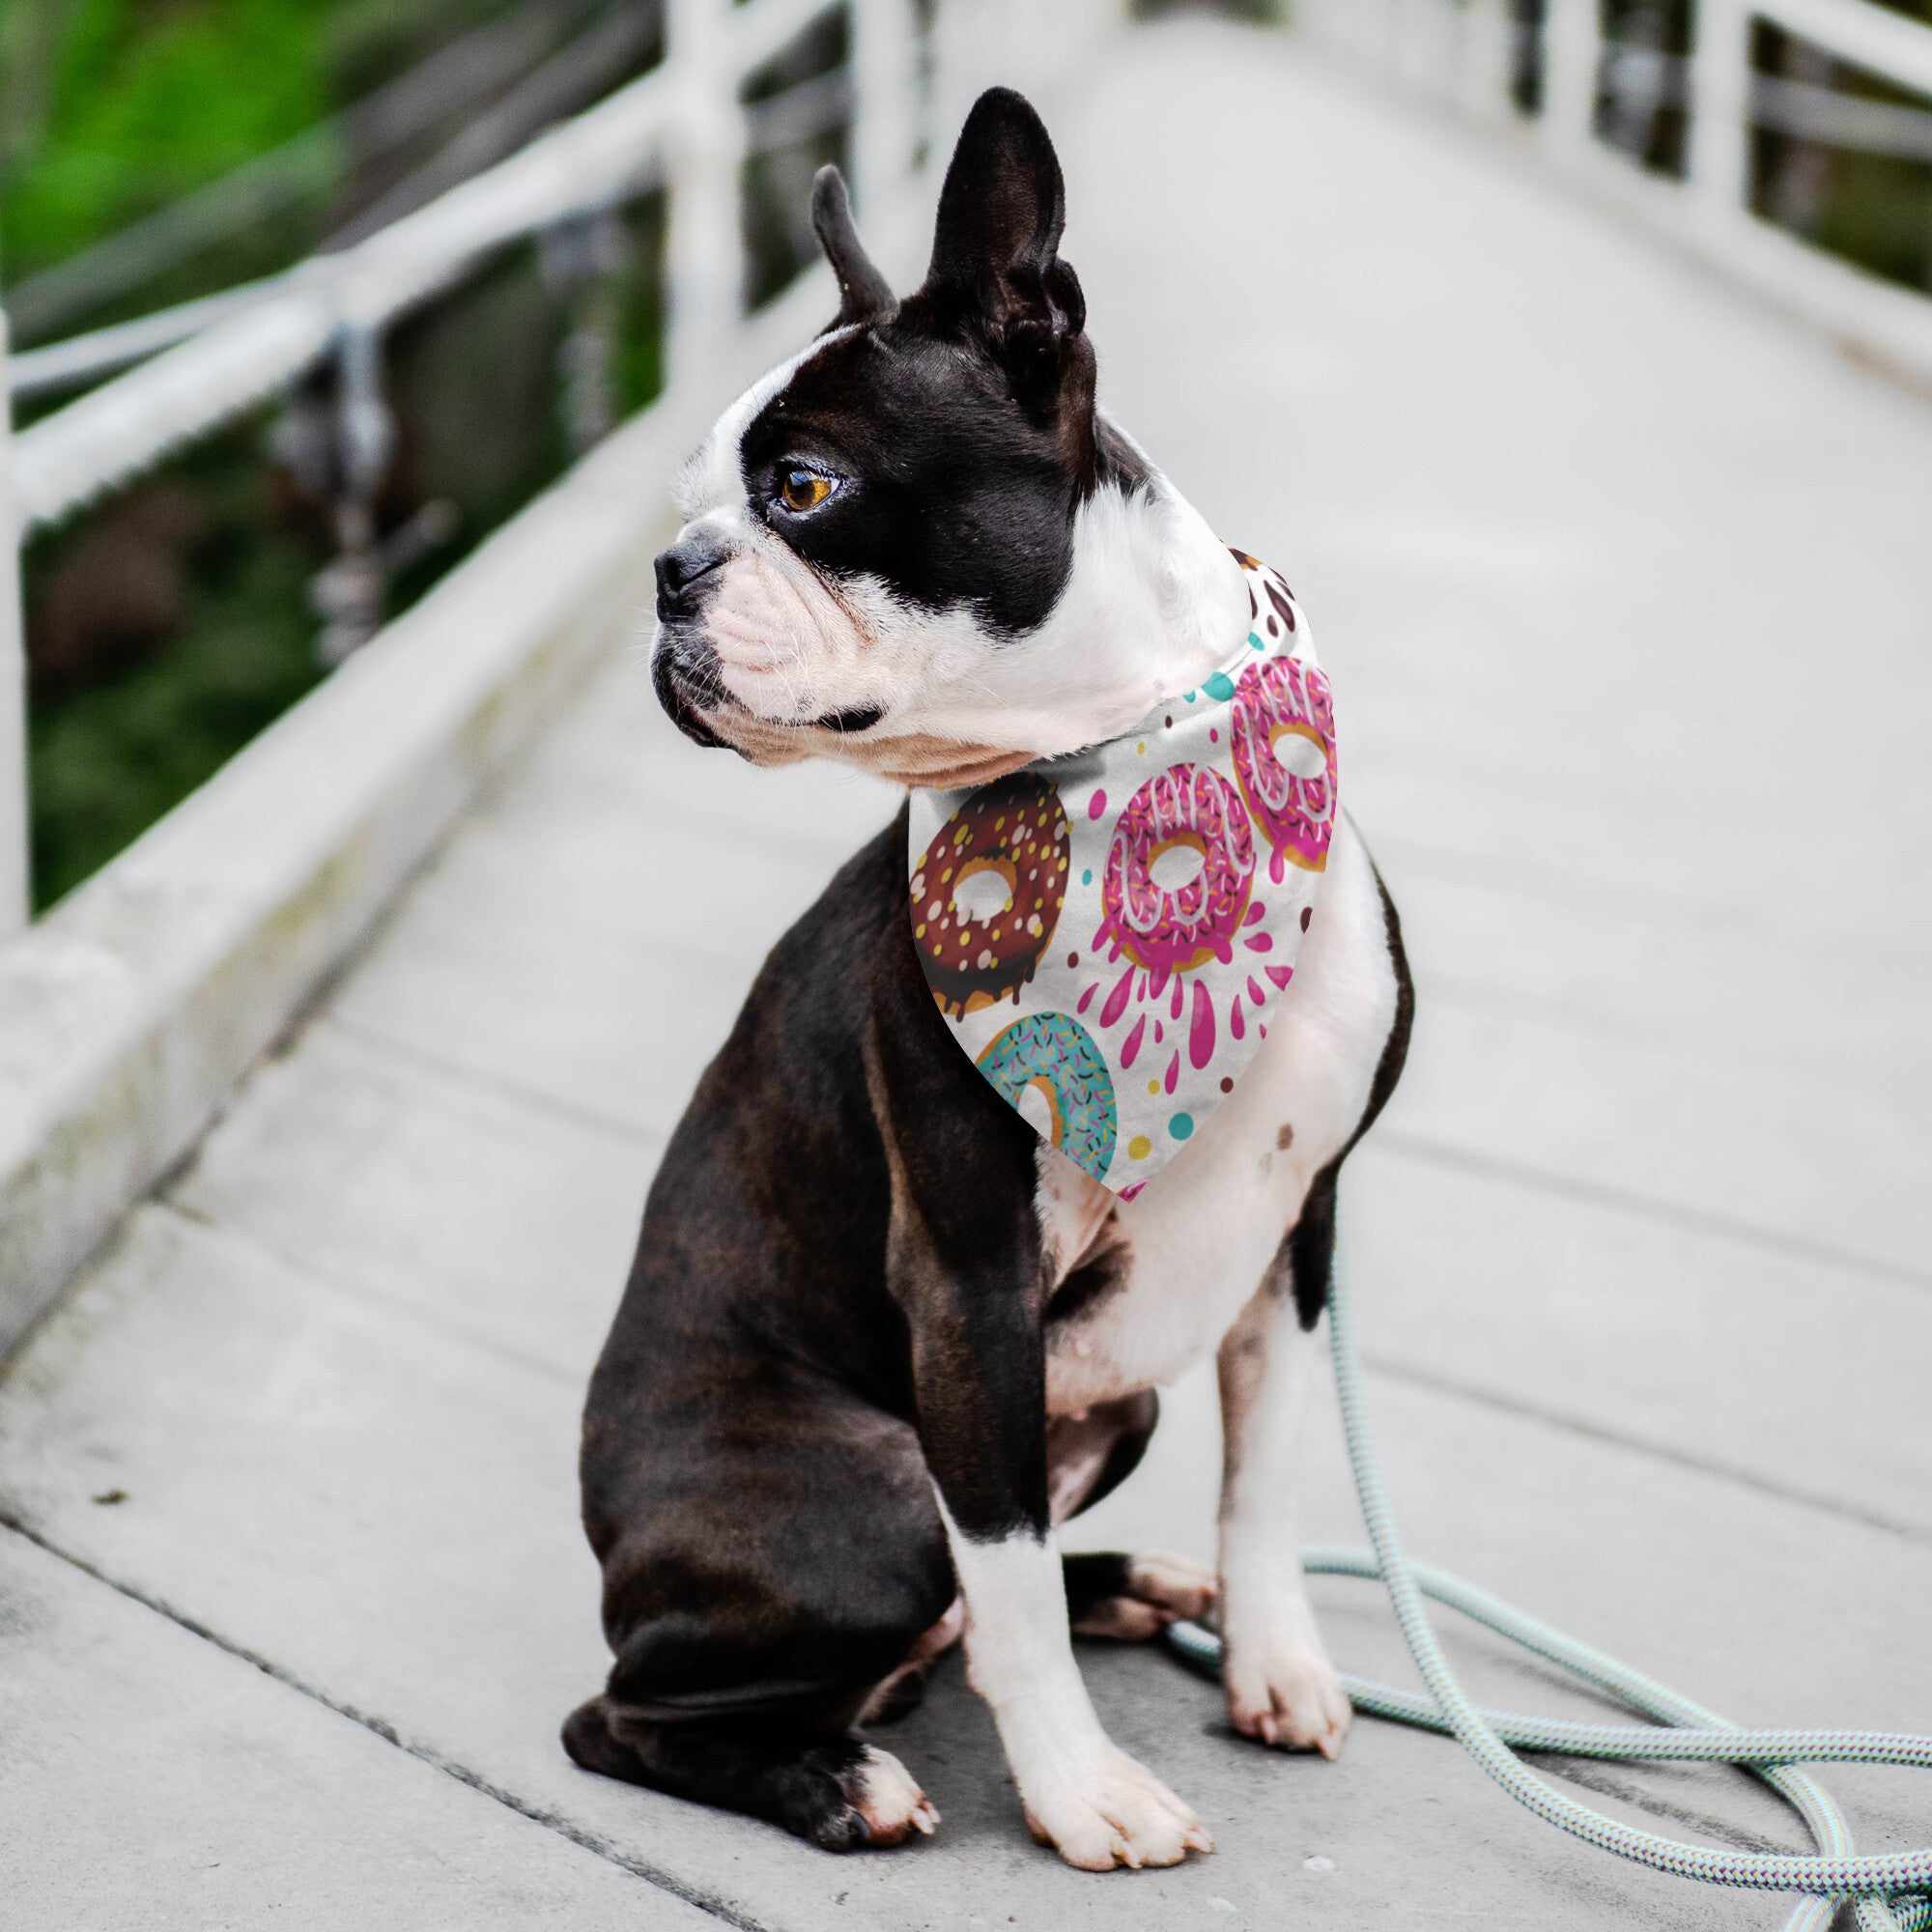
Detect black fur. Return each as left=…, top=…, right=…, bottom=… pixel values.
left=568, top=90, right=1415, bottom=1853
left=1284, top=863, right=1417, bottom=1331
left=567, top=817, right=1199, bottom=1835
left=740, top=90, right=1098, bottom=638
left=810, top=164, right=895, bottom=328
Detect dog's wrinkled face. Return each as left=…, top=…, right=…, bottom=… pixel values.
left=653, top=88, right=1244, bottom=788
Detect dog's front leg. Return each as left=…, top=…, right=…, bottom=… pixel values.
left=886, top=1182, right=1210, bottom=1870
left=1215, top=1192, right=1353, bottom=1758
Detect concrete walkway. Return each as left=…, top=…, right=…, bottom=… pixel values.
left=5, top=16, right=1931, bottom=1928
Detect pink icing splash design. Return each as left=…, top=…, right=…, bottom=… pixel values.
left=1121, top=1014, right=1147, bottom=1068
left=1189, top=979, right=1215, bottom=1069
left=1230, top=652, right=1336, bottom=883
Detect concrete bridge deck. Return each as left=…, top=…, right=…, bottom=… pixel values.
left=4, top=15, right=1930, bottom=1927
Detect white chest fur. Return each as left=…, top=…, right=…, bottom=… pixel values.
left=1038, top=813, right=1399, bottom=1414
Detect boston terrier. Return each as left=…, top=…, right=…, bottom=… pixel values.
left=564, top=87, right=1412, bottom=1870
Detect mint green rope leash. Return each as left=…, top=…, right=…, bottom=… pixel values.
left=1162, top=1220, right=1932, bottom=1930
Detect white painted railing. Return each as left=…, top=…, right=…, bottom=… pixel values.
left=0, top=0, right=1126, bottom=941
left=0, top=0, right=1124, bottom=1348
left=1293, top=0, right=1932, bottom=388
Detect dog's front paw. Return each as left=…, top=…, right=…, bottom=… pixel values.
left=1020, top=1744, right=1213, bottom=1871
left=807, top=1745, right=940, bottom=1851
left=1222, top=1634, right=1351, bottom=1759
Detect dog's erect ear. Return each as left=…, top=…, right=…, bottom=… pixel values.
left=811, top=165, right=895, bottom=327
left=922, top=88, right=1088, bottom=408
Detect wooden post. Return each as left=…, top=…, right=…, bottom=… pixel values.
left=0, top=311, right=30, bottom=934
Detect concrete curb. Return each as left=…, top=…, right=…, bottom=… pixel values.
left=0, top=270, right=832, bottom=1358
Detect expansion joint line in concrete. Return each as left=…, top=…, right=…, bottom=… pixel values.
left=1361, top=1351, right=1932, bottom=1548
left=1380, top=1131, right=1932, bottom=1298
left=0, top=1510, right=770, bottom=1932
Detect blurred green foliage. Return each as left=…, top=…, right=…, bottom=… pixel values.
left=0, top=0, right=516, bottom=286
left=23, top=418, right=329, bottom=904
left=2, top=0, right=328, bottom=279
left=6, top=0, right=667, bottom=911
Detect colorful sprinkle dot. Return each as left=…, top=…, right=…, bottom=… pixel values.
left=1087, top=789, right=1107, bottom=821
left=1170, top=1113, right=1195, bottom=1141
left=1081, top=868, right=1093, bottom=886
left=1203, top=671, right=1236, bottom=701
left=1127, top=1134, right=1152, bottom=1161
left=1147, top=1079, right=1159, bottom=1095
left=1249, top=631, right=1265, bottom=651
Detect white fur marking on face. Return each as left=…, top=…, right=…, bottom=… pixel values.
left=666, top=366, right=1250, bottom=767
left=672, top=328, right=859, bottom=523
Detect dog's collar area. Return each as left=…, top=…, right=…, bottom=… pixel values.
left=905, top=549, right=1336, bottom=1197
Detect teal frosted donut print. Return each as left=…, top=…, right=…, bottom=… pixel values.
left=975, top=1012, right=1119, bottom=1179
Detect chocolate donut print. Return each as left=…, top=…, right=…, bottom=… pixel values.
left=908, top=545, right=1336, bottom=1194
left=910, top=775, right=1071, bottom=1019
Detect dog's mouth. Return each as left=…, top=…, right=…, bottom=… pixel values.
left=651, top=636, right=732, bottom=751
left=811, top=705, right=883, bottom=735
left=653, top=634, right=885, bottom=753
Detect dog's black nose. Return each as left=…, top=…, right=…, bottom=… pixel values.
left=654, top=531, right=731, bottom=620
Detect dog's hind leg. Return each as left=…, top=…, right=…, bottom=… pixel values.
left=572, top=1369, right=956, bottom=1851
left=1046, top=1392, right=1216, bottom=1639
left=562, top=1698, right=937, bottom=1849
left=1063, top=1550, right=1216, bottom=1641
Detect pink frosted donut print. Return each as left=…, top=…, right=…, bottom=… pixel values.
left=1098, top=763, right=1257, bottom=980
left=1231, top=653, right=1336, bottom=881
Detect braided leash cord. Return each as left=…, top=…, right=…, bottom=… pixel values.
left=1162, top=1224, right=1932, bottom=1931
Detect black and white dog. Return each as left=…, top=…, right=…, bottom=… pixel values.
left=565, top=88, right=1412, bottom=1870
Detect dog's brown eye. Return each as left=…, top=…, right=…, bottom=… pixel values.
left=779, top=469, right=834, bottom=513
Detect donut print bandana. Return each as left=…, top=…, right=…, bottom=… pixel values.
left=907, top=549, right=1335, bottom=1197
